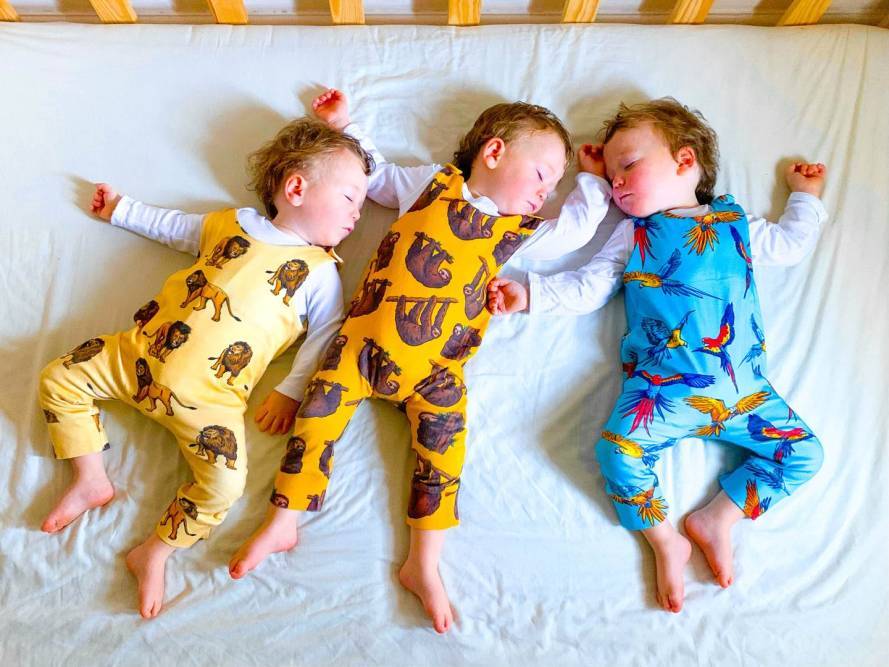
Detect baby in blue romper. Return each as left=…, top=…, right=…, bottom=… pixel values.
left=487, top=98, right=828, bottom=613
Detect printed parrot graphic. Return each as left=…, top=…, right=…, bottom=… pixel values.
left=683, top=390, right=771, bottom=437
left=621, top=370, right=715, bottom=434
left=742, top=315, right=766, bottom=366
left=743, top=479, right=771, bottom=519
left=747, top=413, right=814, bottom=462
left=601, top=430, right=677, bottom=468
left=664, top=209, right=743, bottom=255
left=605, top=474, right=668, bottom=526
left=631, top=216, right=661, bottom=266
left=730, top=225, right=754, bottom=297
left=623, top=249, right=722, bottom=300
left=744, top=461, right=789, bottom=494
left=641, top=310, right=694, bottom=366
left=696, top=303, right=738, bottom=391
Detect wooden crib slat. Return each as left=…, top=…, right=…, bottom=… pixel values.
left=0, top=1, right=19, bottom=21
left=776, top=0, right=832, bottom=25
left=668, top=0, right=714, bottom=23
left=207, top=0, right=248, bottom=24
left=562, top=0, right=600, bottom=23
left=448, top=0, right=481, bottom=26
left=88, top=0, right=137, bottom=23
left=330, top=0, right=365, bottom=24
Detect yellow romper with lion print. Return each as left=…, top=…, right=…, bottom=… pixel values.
left=272, top=165, right=542, bottom=530
left=39, top=209, right=336, bottom=548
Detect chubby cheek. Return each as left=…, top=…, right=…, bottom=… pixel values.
left=515, top=177, right=541, bottom=212
left=624, top=172, right=659, bottom=213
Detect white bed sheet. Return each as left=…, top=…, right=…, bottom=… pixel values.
left=1, top=22, right=887, bottom=666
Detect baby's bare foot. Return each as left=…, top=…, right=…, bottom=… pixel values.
left=398, top=559, right=454, bottom=633
left=42, top=475, right=114, bottom=533
left=686, top=509, right=735, bottom=588
left=651, top=531, right=692, bottom=613
left=229, top=508, right=299, bottom=579
left=125, top=535, right=174, bottom=619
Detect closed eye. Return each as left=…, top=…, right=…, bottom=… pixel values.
left=536, top=169, right=543, bottom=182
left=345, top=194, right=354, bottom=202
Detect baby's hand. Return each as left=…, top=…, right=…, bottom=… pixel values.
left=254, top=390, right=300, bottom=435
left=486, top=277, right=529, bottom=315
left=578, top=143, right=606, bottom=178
left=786, top=162, right=827, bottom=198
left=91, top=183, right=121, bottom=222
left=312, top=88, right=351, bottom=131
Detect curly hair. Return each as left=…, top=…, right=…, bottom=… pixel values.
left=599, top=97, right=720, bottom=204
left=452, top=102, right=572, bottom=177
left=247, top=117, right=374, bottom=218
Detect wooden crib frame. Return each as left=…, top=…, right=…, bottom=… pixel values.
left=1, top=0, right=886, bottom=30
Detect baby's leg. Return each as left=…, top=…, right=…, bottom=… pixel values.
left=399, top=385, right=466, bottom=633
left=230, top=340, right=368, bottom=579
left=595, top=411, right=689, bottom=612
left=228, top=504, right=301, bottom=579
left=132, top=414, right=247, bottom=617
left=398, top=527, right=454, bottom=634
left=685, top=491, right=744, bottom=588
left=689, top=392, right=823, bottom=587
left=641, top=520, right=693, bottom=613
left=38, top=346, right=120, bottom=532
left=42, top=451, right=114, bottom=533
left=125, top=532, right=176, bottom=620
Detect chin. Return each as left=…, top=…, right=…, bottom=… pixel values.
left=620, top=201, right=655, bottom=218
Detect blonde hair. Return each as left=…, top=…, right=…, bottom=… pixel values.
left=600, top=97, right=719, bottom=204
left=453, top=102, right=572, bottom=177
left=247, top=117, right=374, bottom=218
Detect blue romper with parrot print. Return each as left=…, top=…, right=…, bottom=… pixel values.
left=595, top=194, right=823, bottom=530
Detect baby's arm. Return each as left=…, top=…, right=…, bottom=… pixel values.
left=312, top=88, right=440, bottom=214
left=748, top=162, right=828, bottom=266
left=254, top=263, right=345, bottom=435
left=512, top=144, right=612, bottom=262
left=488, top=219, right=631, bottom=316
left=93, top=183, right=203, bottom=255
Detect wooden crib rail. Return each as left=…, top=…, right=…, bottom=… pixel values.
left=0, top=0, right=886, bottom=28
left=1, top=0, right=19, bottom=21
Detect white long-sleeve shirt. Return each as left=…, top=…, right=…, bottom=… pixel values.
left=528, top=192, right=828, bottom=315
left=344, top=124, right=613, bottom=261
left=111, top=196, right=343, bottom=401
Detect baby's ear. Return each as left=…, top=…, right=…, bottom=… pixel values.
left=480, top=137, right=506, bottom=169
left=675, top=146, right=697, bottom=174
left=283, top=173, right=307, bottom=206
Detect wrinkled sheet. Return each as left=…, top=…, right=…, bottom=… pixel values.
left=1, top=22, right=887, bottom=666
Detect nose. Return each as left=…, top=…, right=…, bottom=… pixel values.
left=611, top=174, right=624, bottom=189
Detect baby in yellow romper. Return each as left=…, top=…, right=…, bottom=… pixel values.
left=38, top=117, right=372, bottom=619
left=229, top=89, right=613, bottom=633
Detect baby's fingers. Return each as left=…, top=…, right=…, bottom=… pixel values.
left=270, top=416, right=286, bottom=435
left=313, top=88, right=341, bottom=108
left=487, top=277, right=511, bottom=292
left=580, top=143, right=603, bottom=159
left=278, top=415, right=295, bottom=435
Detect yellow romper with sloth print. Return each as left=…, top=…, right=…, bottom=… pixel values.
left=39, top=209, right=336, bottom=548
left=272, top=165, right=542, bottom=530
